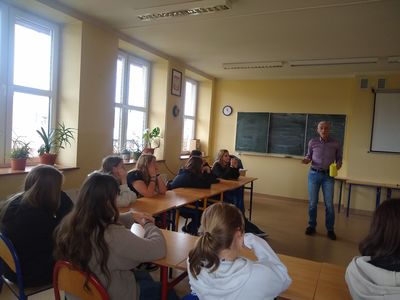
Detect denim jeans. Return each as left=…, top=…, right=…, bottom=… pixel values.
left=133, top=270, right=179, bottom=300
left=308, top=169, right=335, bottom=231
left=223, top=187, right=245, bottom=213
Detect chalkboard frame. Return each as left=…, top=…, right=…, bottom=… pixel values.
left=235, top=112, right=346, bottom=157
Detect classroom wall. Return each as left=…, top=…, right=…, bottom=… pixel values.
left=211, top=75, right=400, bottom=211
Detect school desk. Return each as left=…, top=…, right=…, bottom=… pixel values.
left=314, top=263, right=351, bottom=300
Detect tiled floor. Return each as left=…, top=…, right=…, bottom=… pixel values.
left=0, top=193, right=371, bottom=299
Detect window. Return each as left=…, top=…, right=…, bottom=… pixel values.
left=182, top=79, right=198, bottom=152
left=0, top=4, right=59, bottom=164
left=114, top=51, right=150, bottom=153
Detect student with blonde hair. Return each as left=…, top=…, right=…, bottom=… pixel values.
left=127, top=154, right=167, bottom=197
left=100, top=155, right=137, bottom=207
left=188, top=203, right=291, bottom=300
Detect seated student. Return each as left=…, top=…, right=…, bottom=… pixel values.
left=127, top=153, right=167, bottom=197
left=168, top=151, right=219, bottom=234
left=100, top=155, right=137, bottom=207
left=168, top=151, right=219, bottom=190
left=188, top=202, right=292, bottom=300
left=1, top=165, right=73, bottom=287
left=54, top=173, right=178, bottom=300
left=212, top=149, right=267, bottom=237
left=345, top=198, right=400, bottom=299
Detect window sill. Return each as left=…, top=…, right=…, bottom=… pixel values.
left=0, top=165, right=79, bottom=177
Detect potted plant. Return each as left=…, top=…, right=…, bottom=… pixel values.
left=120, top=148, right=131, bottom=162
left=142, top=127, right=161, bottom=154
left=36, top=122, right=76, bottom=165
left=131, top=138, right=143, bottom=161
left=10, top=137, right=31, bottom=171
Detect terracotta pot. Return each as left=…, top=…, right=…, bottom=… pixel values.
left=39, top=153, right=57, bottom=165
left=142, top=148, right=155, bottom=154
left=11, top=158, right=27, bottom=171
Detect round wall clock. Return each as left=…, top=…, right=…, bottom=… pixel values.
left=222, top=105, right=233, bottom=116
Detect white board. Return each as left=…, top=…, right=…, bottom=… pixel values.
left=371, top=92, right=400, bottom=153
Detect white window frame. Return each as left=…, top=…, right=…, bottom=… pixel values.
left=114, top=50, right=150, bottom=152
left=182, top=78, right=198, bottom=153
left=0, top=4, right=59, bottom=164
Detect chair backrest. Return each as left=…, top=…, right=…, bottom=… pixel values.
left=0, top=232, right=27, bottom=298
left=53, top=260, right=109, bottom=300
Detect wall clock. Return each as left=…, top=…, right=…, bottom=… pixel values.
left=222, top=105, right=233, bottom=116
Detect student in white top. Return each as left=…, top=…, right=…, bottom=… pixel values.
left=100, top=155, right=137, bottom=207
left=345, top=198, right=400, bottom=300
left=188, top=202, right=291, bottom=300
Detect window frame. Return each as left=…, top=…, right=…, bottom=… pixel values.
left=182, top=78, right=198, bottom=153
left=0, top=4, right=59, bottom=165
left=114, top=50, right=151, bottom=152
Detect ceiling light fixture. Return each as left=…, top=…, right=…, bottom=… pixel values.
left=136, top=0, right=231, bottom=21
left=289, top=57, right=378, bottom=67
left=223, top=61, right=283, bottom=70
left=387, top=56, right=400, bottom=63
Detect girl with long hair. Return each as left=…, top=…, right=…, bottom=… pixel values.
left=54, top=173, right=170, bottom=300
left=127, top=154, right=167, bottom=197
left=100, top=155, right=137, bottom=207
left=1, top=164, right=73, bottom=287
left=188, top=203, right=291, bottom=299
left=346, top=198, right=400, bottom=299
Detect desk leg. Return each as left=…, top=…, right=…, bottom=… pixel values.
left=376, top=187, right=381, bottom=209
left=160, top=266, right=168, bottom=300
left=249, top=181, right=254, bottom=221
left=338, top=180, right=343, bottom=213
left=347, top=184, right=352, bottom=217
left=387, top=188, right=392, bottom=200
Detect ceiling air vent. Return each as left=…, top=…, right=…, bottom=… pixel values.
left=136, top=0, right=231, bottom=21
left=223, top=61, right=283, bottom=70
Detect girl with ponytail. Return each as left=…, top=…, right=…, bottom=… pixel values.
left=188, top=203, right=291, bottom=300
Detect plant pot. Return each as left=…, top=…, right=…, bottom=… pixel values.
left=121, top=152, right=131, bottom=163
left=11, top=158, right=27, bottom=171
left=39, top=153, right=57, bottom=165
left=143, top=148, right=155, bottom=154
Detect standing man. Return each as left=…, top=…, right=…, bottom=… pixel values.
left=302, top=121, right=342, bottom=240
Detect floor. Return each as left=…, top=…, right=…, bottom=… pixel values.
left=0, top=193, right=372, bottom=299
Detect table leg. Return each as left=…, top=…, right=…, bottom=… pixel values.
left=160, top=266, right=168, bottom=300
left=376, top=187, right=381, bottom=209
left=346, top=184, right=352, bottom=217
left=249, top=181, right=254, bottom=221
left=338, top=180, right=343, bottom=213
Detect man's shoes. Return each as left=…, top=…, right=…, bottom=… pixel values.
left=327, top=231, right=337, bottom=240
left=305, top=227, right=316, bottom=235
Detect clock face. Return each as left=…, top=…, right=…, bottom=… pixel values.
left=222, top=105, right=233, bottom=116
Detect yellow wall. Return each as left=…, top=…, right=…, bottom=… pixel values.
left=211, top=76, right=400, bottom=210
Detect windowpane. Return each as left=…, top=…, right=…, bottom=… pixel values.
left=126, top=110, right=145, bottom=149
left=128, top=63, right=146, bottom=107
left=13, top=22, right=52, bottom=90
left=113, top=107, right=121, bottom=152
left=184, top=81, right=196, bottom=117
left=12, top=92, right=49, bottom=154
left=115, top=57, right=124, bottom=104
left=182, top=118, right=194, bottom=151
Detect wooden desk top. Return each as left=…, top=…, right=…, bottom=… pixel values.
left=314, top=263, right=351, bottom=300
left=346, top=178, right=400, bottom=189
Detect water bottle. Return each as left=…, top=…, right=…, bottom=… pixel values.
left=329, top=163, right=337, bottom=177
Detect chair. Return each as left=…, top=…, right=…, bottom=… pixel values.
left=53, top=260, right=109, bottom=300
left=0, top=232, right=52, bottom=300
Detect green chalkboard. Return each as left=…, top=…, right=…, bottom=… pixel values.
left=235, top=113, right=269, bottom=153
left=235, top=112, right=346, bottom=156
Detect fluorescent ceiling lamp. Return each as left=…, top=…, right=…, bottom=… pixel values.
left=223, top=61, right=283, bottom=70
left=136, top=0, right=231, bottom=21
left=289, top=57, right=378, bottom=67
left=387, top=56, right=400, bottom=63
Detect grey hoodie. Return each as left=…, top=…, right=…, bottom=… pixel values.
left=188, top=233, right=291, bottom=300
left=346, top=256, right=400, bottom=300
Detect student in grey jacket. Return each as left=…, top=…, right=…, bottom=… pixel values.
left=55, top=173, right=170, bottom=300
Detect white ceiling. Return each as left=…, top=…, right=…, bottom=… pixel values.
left=38, top=0, right=400, bottom=79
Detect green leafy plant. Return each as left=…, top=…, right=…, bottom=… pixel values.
left=10, top=137, right=31, bottom=159
left=37, top=122, right=76, bottom=155
left=142, top=127, right=161, bottom=149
